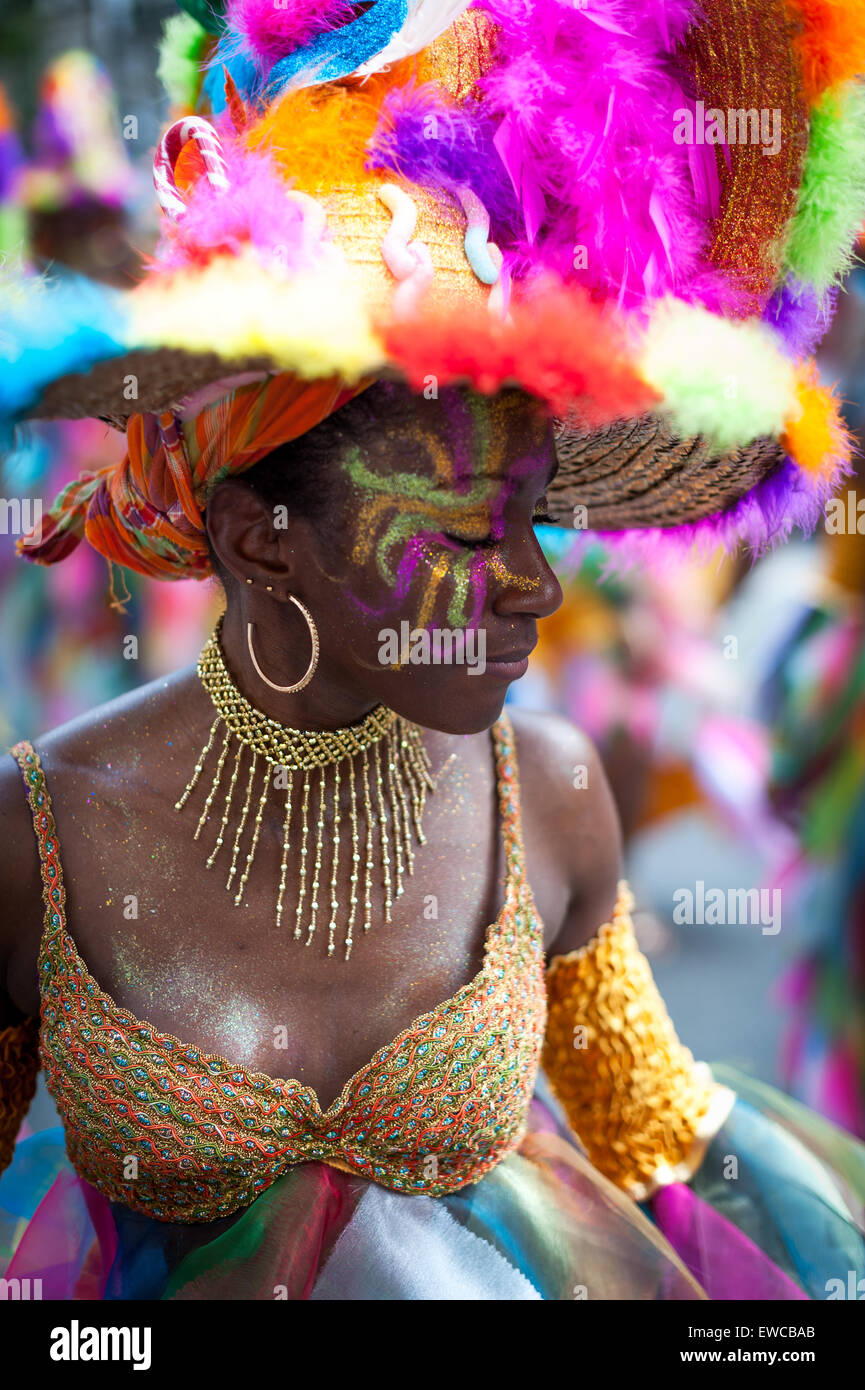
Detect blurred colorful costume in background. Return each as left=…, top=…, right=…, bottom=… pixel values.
left=0, top=82, right=26, bottom=264
left=1, top=0, right=865, bottom=1300
left=759, top=264, right=865, bottom=1140
left=17, top=50, right=140, bottom=286
left=519, top=536, right=756, bottom=847
left=0, top=55, right=216, bottom=744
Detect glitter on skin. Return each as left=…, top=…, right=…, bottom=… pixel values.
left=342, top=391, right=548, bottom=629
left=487, top=550, right=539, bottom=594
left=414, top=551, right=450, bottom=631
left=9, top=386, right=565, bottom=1148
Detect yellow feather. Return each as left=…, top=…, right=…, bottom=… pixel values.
left=130, top=246, right=385, bottom=381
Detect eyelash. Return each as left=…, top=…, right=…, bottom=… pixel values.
left=441, top=532, right=495, bottom=550
left=445, top=494, right=553, bottom=547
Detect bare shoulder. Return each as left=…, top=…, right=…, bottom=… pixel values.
left=0, top=746, right=46, bottom=1023
left=26, top=664, right=200, bottom=782
left=507, top=706, right=604, bottom=787
left=507, top=706, right=623, bottom=951
left=0, top=666, right=198, bottom=1021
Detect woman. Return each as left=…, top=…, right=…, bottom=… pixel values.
left=1, top=0, right=864, bottom=1300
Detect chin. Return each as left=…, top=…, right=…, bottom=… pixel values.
left=379, top=664, right=521, bottom=735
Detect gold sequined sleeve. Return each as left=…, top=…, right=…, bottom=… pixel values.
left=0, top=1017, right=40, bottom=1177
left=542, top=883, right=735, bottom=1200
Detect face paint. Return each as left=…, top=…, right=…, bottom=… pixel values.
left=341, top=390, right=550, bottom=633
left=486, top=549, right=540, bottom=594
left=343, top=440, right=499, bottom=625
left=414, top=551, right=450, bottom=631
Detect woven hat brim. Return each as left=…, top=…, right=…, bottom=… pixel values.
left=30, top=352, right=786, bottom=532
left=548, top=415, right=786, bottom=530
left=30, top=348, right=279, bottom=423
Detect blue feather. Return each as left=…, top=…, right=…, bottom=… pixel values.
left=202, top=48, right=265, bottom=114
left=0, top=273, right=128, bottom=422
left=209, top=0, right=409, bottom=102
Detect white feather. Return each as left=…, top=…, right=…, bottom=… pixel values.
left=354, top=0, right=474, bottom=76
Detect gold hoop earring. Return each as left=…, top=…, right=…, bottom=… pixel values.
left=247, top=597, right=319, bottom=694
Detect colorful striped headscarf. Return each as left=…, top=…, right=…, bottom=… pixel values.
left=18, top=374, right=364, bottom=580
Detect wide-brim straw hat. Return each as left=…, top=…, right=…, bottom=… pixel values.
left=3, top=0, right=865, bottom=553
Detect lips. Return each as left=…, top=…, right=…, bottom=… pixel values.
left=485, top=634, right=537, bottom=665
left=485, top=648, right=535, bottom=666
left=481, top=639, right=537, bottom=679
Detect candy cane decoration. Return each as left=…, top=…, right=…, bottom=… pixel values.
left=153, top=117, right=230, bottom=220
left=379, top=182, right=422, bottom=278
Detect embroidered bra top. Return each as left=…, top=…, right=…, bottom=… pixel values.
left=6, top=719, right=550, bottom=1222
left=1, top=718, right=728, bottom=1225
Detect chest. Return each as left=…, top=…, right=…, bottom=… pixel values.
left=38, top=884, right=549, bottom=1219
left=42, top=746, right=516, bottom=1111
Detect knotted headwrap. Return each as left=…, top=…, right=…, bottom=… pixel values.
left=18, top=373, right=365, bottom=580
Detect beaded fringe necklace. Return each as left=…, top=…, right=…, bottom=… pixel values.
left=176, top=624, right=435, bottom=960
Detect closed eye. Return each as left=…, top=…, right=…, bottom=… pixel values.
left=440, top=531, right=495, bottom=549
left=442, top=501, right=548, bottom=543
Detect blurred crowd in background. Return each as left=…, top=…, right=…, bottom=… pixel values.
left=2, top=0, right=865, bottom=1140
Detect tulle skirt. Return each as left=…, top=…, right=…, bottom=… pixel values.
left=2, top=1067, right=863, bottom=1300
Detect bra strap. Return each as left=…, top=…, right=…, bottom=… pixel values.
left=491, top=714, right=528, bottom=895
left=10, top=741, right=67, bottom=942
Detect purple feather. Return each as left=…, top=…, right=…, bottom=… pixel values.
left=763, top=279, right=839, bottom=360
left=367, top=82, right=522, bottom=243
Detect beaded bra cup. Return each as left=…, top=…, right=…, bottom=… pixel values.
left=12, top=718, right=549, bottom=1223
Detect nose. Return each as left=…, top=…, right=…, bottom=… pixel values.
left=490, top=529, right=563, bottom=621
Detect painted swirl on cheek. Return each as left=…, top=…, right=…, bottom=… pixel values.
left=342, top=441, right=498, bottom=626
left=341, top=393, right=549, bottom=631
left=414, top=550, right=450, bottom=630
left=398, top=542, right=485, bottom=631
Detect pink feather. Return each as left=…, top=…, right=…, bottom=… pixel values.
left=226, top=0, right=357, bottom=67
left=154, top=142, right=317, bottom=271
left=477, top=0, right=741, bottom=312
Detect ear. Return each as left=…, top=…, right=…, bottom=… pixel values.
left=205, top=478, right=308, bottom=588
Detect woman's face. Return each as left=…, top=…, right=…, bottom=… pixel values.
left=219, top=381, right=563, bottom=734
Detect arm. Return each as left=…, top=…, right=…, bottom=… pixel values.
left=0, top=750, right=46, bottom=1175
left=543, top=884, right=734, bottom=1199
left=0, top=1017, right=40, bottom=1174
left=513, top=710, right=733, bottom=1200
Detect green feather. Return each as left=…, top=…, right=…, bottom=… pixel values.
left=158, top=12, right=210, bottom=109
left=641, top=299, right=798, bottom=450
left=782, top=82, right=865, bottom=293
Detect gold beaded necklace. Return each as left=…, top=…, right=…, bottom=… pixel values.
left=176, top=622, right=435, bottom=959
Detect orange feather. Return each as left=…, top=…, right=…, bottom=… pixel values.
left=243, top=59, right=416, bottom=192
left=786, top=0, right=865, bottom=105
left=781, top=364, right=850, bottom=477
